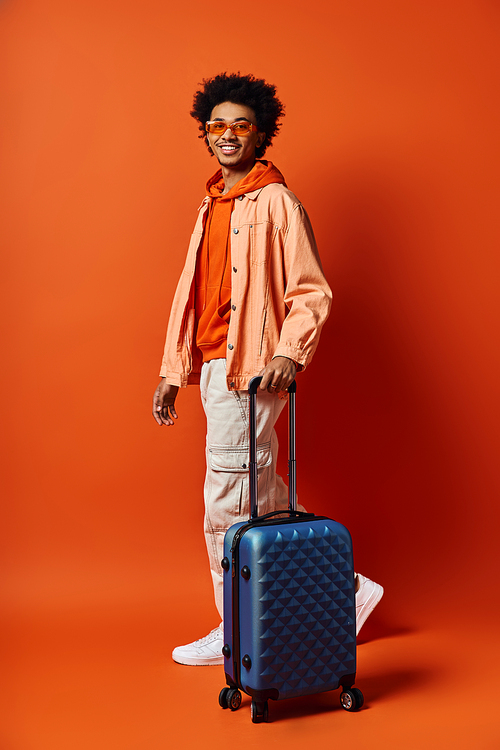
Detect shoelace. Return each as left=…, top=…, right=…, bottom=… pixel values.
left=194, top=627, right=222, bottom=646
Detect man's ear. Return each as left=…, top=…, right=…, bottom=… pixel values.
left=257, top=132, right=266, bottom=148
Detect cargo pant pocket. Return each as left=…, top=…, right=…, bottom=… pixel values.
left=206, top=443, right=272, bottom=530
left=208, top=442, right=272, bottom=472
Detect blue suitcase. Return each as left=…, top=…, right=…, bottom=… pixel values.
left=218, top=377, right=363, bottom=722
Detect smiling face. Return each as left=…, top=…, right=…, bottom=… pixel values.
left=207, top=102, right=266, bottom=174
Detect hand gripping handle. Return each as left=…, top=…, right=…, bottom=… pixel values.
left=248, top=376, right=297, bottom=520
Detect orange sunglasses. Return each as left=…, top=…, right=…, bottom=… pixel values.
left=205, top=120, right=258, bottom=136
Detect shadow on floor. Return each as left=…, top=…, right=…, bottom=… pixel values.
left=357, top=614, right=414, bottom=644
left=263, top=664, right=433, bottom=722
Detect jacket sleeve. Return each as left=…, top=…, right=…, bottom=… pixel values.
left=272, top=203, right=333, bottom=369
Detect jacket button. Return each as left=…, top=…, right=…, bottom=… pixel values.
left=233, top=228, right=239, bottom=234
left=228, top=344, right=234, bottom=350
left=238, top=195, right=243, bottom=201
left=233, top=267, right=237, bottom=273
left=231, top=305, right=236, bottom=311
left=230, top=381, right=235, bottom=388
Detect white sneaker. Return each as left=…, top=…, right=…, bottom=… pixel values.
left=172, top=625, right=224, bottom=666
left=355, top=574, right=384, bottom=635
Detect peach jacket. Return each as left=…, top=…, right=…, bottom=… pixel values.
left=160, top=182, right=332, bottom=391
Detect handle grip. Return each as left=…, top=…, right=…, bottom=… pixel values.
left=248, top=376, right=297, bottom=395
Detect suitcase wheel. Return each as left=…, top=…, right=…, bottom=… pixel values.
left=219, top=687, right=230, bottom=709
left=340, top=687, right=364, bottom=712
left=227, top=688, right=242, bottom=711
left=219, top=687, right=242, bottom=711
left=251, top=700, right=269, bottom=723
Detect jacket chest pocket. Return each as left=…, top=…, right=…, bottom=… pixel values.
left=208, top=442, right=272, bottom=472
left=249, top=222, right=277, bottom=266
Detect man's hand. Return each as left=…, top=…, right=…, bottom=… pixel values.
left=258, top=356, right=297, bottom=394
left=152, top=379, right=179, bottom=426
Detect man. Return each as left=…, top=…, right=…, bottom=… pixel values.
left=153, top=73, right=383, bottom=666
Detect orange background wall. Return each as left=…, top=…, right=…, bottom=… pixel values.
left=1, top=1, right=499, bottom=748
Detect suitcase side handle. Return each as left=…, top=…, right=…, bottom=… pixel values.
left=248, top=376, right=297, bottom=520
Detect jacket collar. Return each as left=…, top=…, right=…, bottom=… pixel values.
left=242, top=186, right=266, bottom=201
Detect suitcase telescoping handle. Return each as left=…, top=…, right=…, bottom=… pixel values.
left=248, top=376, right=297, bottom=520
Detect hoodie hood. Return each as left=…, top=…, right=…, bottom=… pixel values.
left=206, top=160, right=286, bottom=200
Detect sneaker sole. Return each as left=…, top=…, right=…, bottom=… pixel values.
left=172, top=653, right=224, bottom=666
left=356, top=583, right=384, bottom=635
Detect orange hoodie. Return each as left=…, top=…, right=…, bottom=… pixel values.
left=195, top=161, right=286, bottom=362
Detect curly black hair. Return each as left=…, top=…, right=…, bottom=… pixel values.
left=190, top=72, right=285, bottom=159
